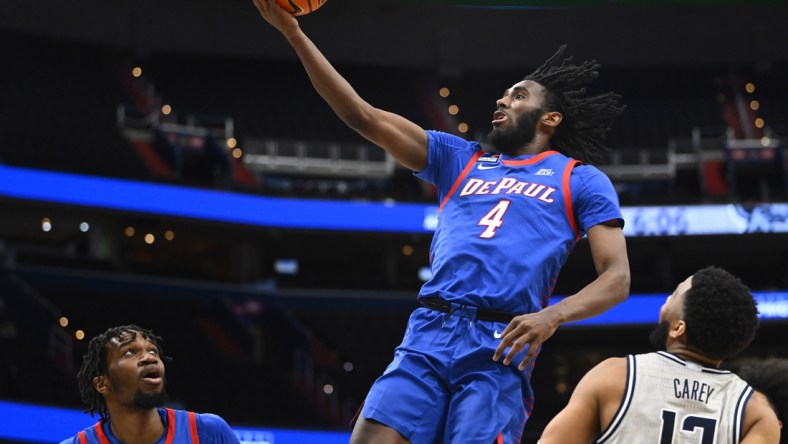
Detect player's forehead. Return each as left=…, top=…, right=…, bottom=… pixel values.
left=675, top=275, right=693, bottom=297
left=665, top=275, right=693, bottom=309
left=505, top=79, right=546, bottom=96
left=108, top=329, right=151, bottom=348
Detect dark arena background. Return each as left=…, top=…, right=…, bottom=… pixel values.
left=1, top=0, right=787, bottom=442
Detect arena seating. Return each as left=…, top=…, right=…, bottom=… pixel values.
left=4, top=29, right=784, bottom=204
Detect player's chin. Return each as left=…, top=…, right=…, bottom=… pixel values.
left=133, top=387, right=168, bottom=409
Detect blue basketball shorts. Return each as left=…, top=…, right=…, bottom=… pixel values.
left=360, top=306, right=535, bottom=444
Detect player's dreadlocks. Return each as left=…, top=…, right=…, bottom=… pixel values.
left=77, top=324, right=167, bottom=420
left=525, top=45, right=624, bottom=164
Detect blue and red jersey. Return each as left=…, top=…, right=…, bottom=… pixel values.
left=416, top=130, right=623, bottom=314
left=59, top=408, right=239, bottom=444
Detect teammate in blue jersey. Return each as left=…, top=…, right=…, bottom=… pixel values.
left=253, top=1, right=631, bottom=442
left=60, top=325, right=240, bottom=444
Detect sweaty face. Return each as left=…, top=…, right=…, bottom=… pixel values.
left=487, top=80, right=548, bottom=156
left=103, top=331, right=167, bottom=410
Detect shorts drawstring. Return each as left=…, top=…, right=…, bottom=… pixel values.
left=441, top=303, right=476, bottom=328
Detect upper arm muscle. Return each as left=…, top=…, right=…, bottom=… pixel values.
left=740, top=395, right=781, bottom=443
left=351, top=106, right=428, bottom=171
left=540, top=358, right=627, bottom=444
left=585, top=223, right=629, bottom=280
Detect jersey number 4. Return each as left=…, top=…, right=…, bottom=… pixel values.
left=478, top=200, right=511, bottom=238
left=660, top=409, right=718, bottom=444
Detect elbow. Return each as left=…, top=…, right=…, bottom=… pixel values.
left=613, top=266, right=631, bottom=304
left=600, top=262, right=630, bottom=305
left=345, top=114, right=370, bottom=133
left=342, top=102, right=376, bottom=133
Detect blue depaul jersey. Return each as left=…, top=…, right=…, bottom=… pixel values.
left=59, top=408, right=240, bottom=444
left=415, top=130, right=623, bottom=315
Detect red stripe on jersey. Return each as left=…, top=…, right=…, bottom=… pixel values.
left=438, top=150, right=484, bottom=213
left=497, top=433, right=504, bottom=444
left=188, top=411, right=200, bottom=443
left=561, top=159, right=582, bottom=239
left=501, top=150, right=560, bottom=166
left=164, top=408, right=176, bottom=444
left=93, top=421, right=110, bottom=444
left=77, top=431, right=89, bottom=444
left=524, top=397, right=534, bottom=414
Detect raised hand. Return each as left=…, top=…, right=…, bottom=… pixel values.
left=252, top=0, right=299, bottom=35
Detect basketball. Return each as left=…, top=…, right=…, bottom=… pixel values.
left=275, top=0, right=327, bottom=16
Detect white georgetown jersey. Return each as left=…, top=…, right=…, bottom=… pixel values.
left=598, top=351, right=753, bottom=444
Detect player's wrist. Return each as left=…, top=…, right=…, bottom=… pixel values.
left=539, top=305, right=566, bottom=329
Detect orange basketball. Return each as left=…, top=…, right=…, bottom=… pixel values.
left=275, top=0, right=327, bottom=16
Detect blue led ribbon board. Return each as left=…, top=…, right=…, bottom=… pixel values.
left=2, top=165, right=787, bottom=235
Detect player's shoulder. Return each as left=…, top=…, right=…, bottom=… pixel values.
left=196, top=411, right=231, bottom=425
left=58, top=427, right=96, bottom=444
left=571, top=162, right=608, bottom=178
left=197, top=413, right=227, bottom=424
left=195, top=411, right=234, bottom=431
left=426, top=130, right=480, bottom=151
left=57, top=423, right=97, bottom=444
left=589, top=357, right=628, bottom=391
left=570, top=163, right=616, bottom=194
left=742, top=388, right=782, bottom=442
left=572, top=356, right=628, bottom=402
left=594, top=356, right=628, bottom=374
left=576, top=357, right=627, bottom=385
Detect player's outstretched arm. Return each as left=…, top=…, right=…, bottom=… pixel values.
left=539, top=358, right=626, bottom=444
left=251, top=0, right=428, bottom=171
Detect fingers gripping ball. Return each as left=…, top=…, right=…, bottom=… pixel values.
left=275, top=0, right=327, bottom=16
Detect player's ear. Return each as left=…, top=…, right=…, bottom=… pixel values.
left=94, top=375, right=110, bottom=394
left=670, top=320, right=686, bottom=339
left=541, top=111, right=562, bottom=128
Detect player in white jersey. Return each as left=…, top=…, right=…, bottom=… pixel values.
left=539, top=266, right=780, bottom=443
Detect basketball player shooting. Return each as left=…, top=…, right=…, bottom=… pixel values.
left=253, top=1, right=631, bottom=443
